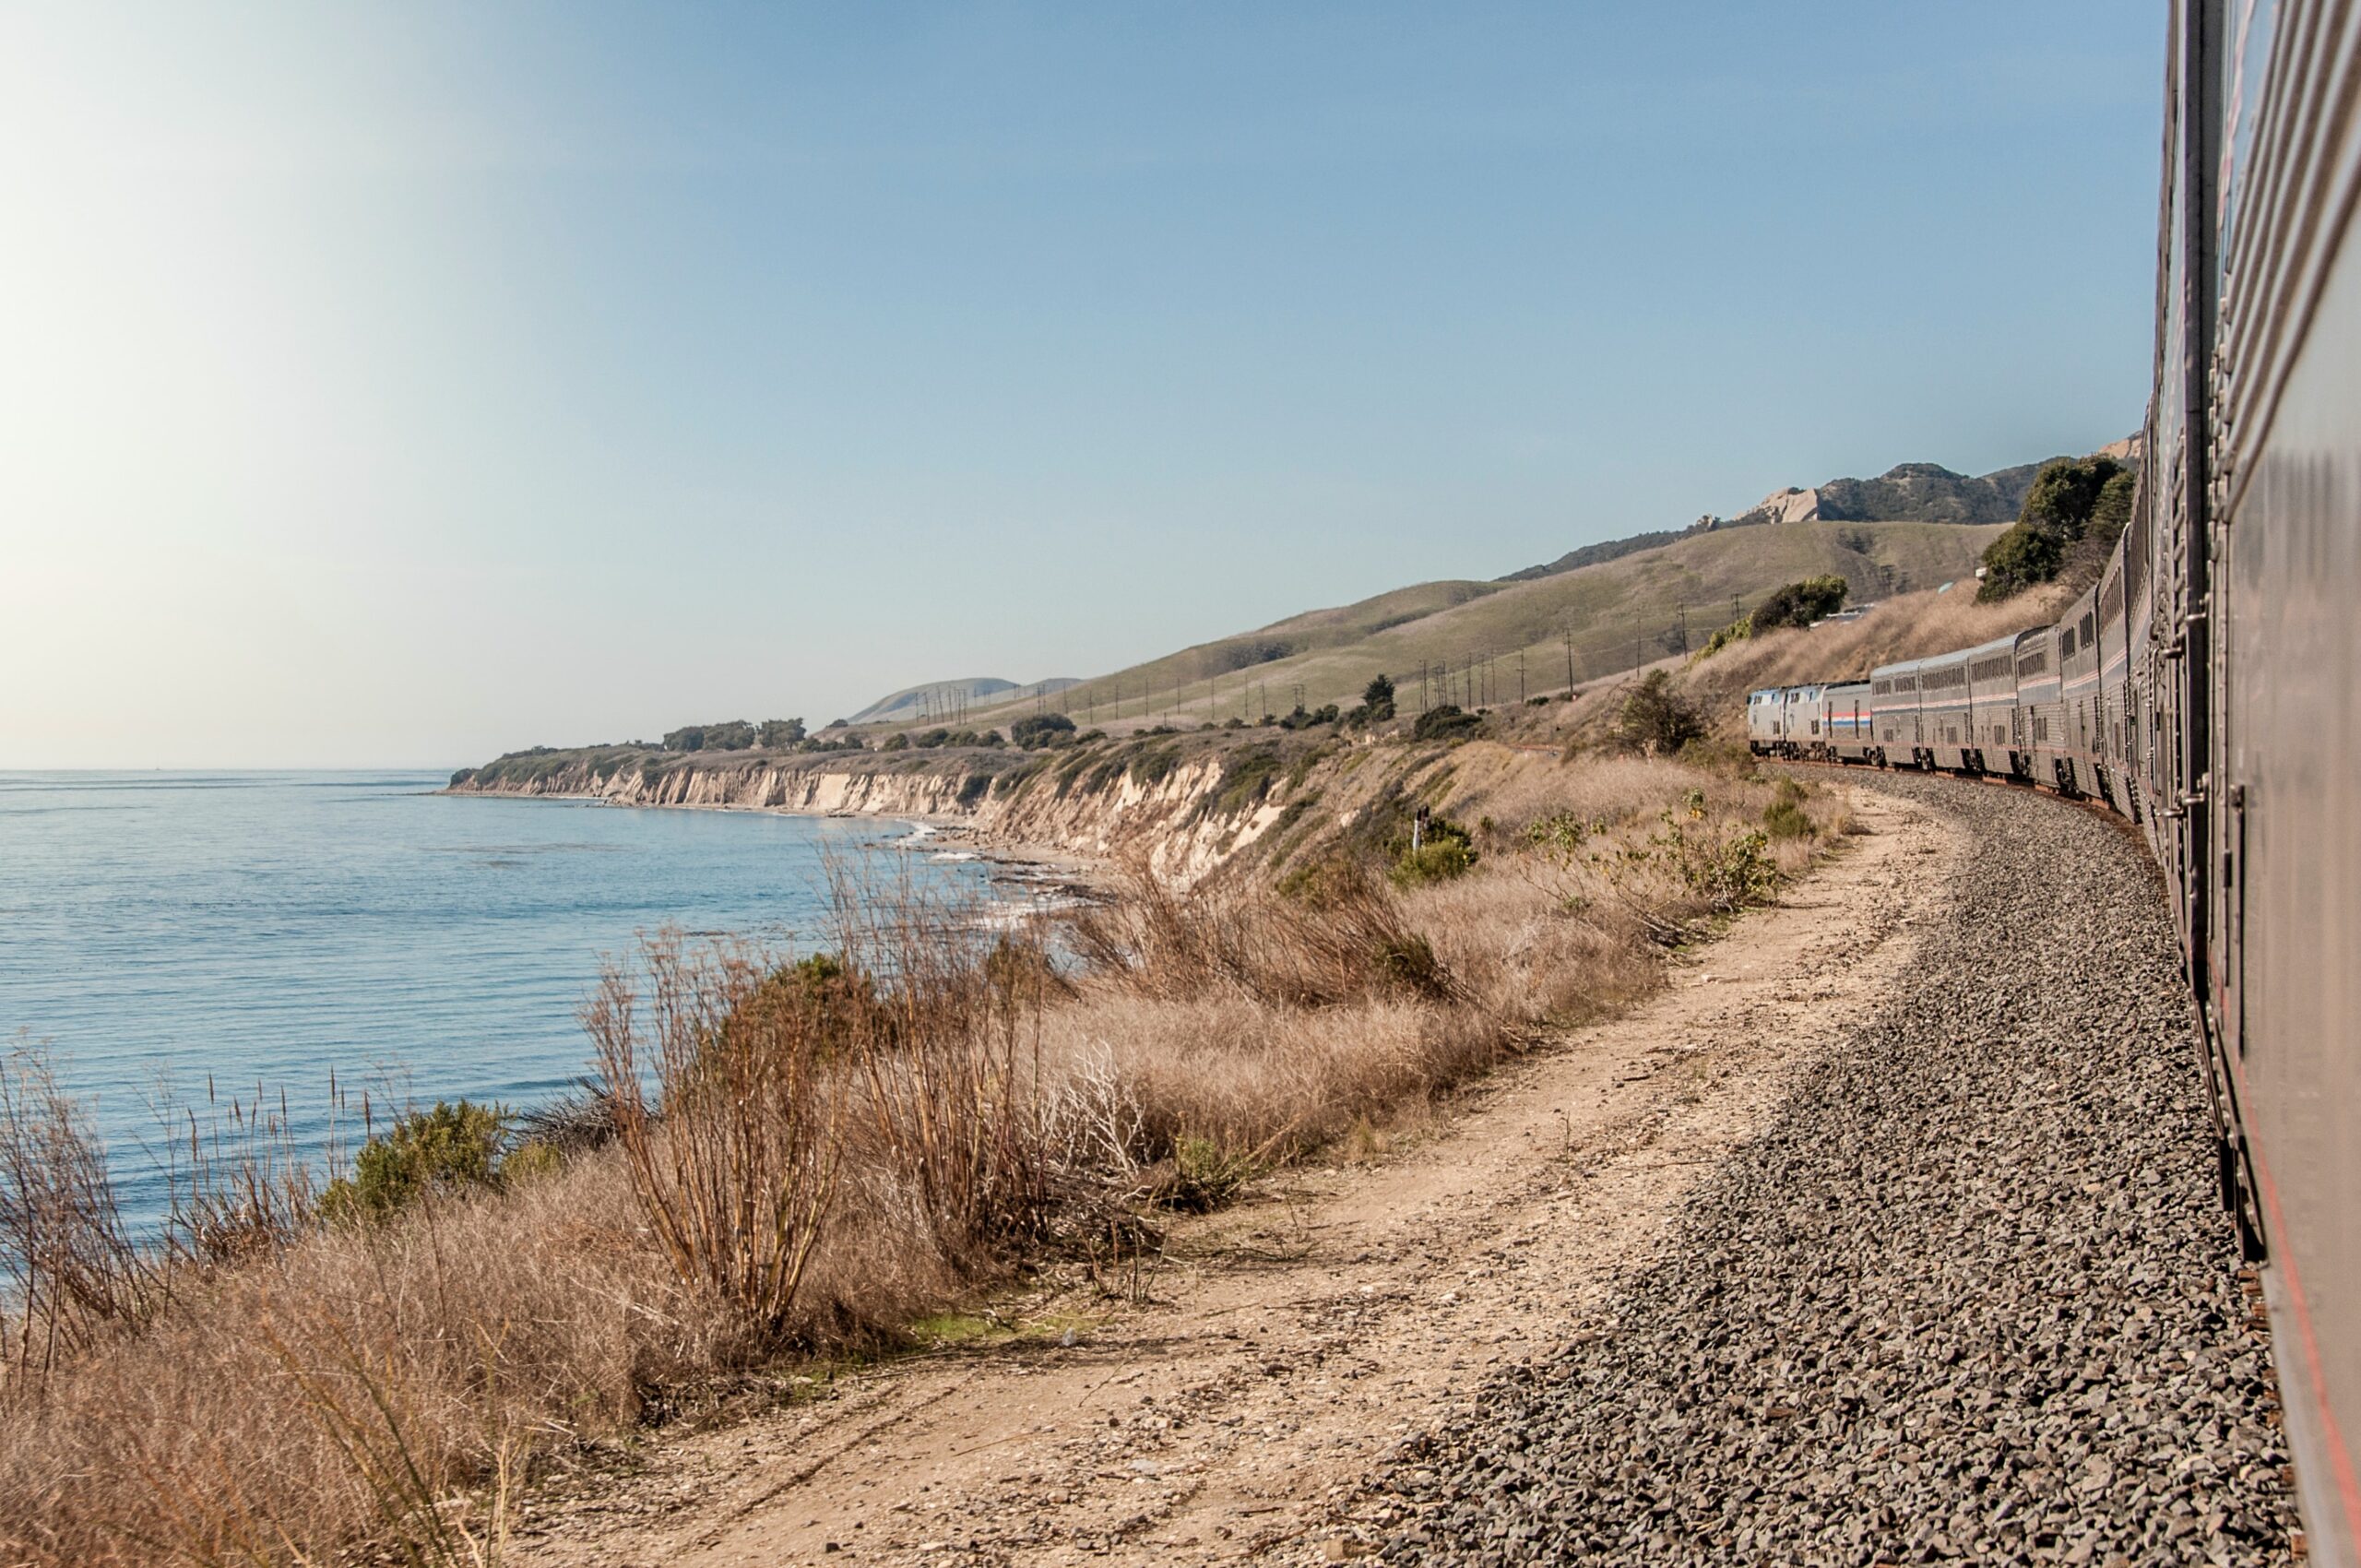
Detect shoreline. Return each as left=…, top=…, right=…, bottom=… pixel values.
left=439, top=782, right=1113, bottom=908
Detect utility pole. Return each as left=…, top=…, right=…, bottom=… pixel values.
left=1519, top=648, right=1526, bottom=704
left=1563, top=626, right=1575, bottom=695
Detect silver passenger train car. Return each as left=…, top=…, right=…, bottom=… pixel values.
left=1747, top=4, right=2361, bottom=1552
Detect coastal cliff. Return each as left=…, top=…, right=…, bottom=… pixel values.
left=445, top=735, right=1453, bottom=886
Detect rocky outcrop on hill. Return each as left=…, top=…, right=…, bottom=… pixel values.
left=1504, top=453, right=2075, bottom=584
left=1730, top=459, right=2056, bottom=528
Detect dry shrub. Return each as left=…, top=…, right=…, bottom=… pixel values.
left=587, top=935, right=842, bottom=1337
left=0, top=1143, right=730, bottom=1567
left=1067, top=855, right=1457, bottom=1009
left=824, top=871, right=1059, bottom=1264
left=1036, top=992, right=1497, bottom=1178
left=0, top=1045, right=160, bottom=1377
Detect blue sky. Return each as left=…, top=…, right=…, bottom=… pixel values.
left=1, top=3, right=2165, bottom=766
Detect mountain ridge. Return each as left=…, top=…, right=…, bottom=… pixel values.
left=1499, top=457, right=2066, bottom=585
left=847, top=676, right=1078, bottom=727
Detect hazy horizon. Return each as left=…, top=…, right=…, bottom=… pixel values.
left=4, top=3, right=2163, bottom=768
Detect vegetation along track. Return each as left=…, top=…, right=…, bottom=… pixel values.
left=1362, top=769, right=2296, bottom=1565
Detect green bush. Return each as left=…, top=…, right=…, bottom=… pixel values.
left=1205, top=746, right=1284, bottom=820
left=1361, top=674, right=1396, bottom=722
left=1751, top=576, right=1849, bottom=632
left=1412, top=704, right=1481, bottom=742
left=1691, top=614, right=1752, bottom=663
left=882, top=731, right=911, bottom=752
left=1391, top=838, right=1477, bottom=886
left=1160, top=1136, right=1259, bottom=1213
left=1762, top=782, right=1812, bottom=839
left=1127, top=744, right=1183, bottom=787
left=1387, top=814, right=1477, bottom=887
left=321, top=1099, right=510, bottom=1224
left=1617, top=670, right=1705, bottom=754
left=1011, top=712, right=1077, bottom=748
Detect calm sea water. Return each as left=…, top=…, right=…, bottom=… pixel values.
left=0, top=771, right=991, bottom=1233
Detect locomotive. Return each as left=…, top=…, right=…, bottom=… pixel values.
left=1746, top=3, right=2360, bottom=1555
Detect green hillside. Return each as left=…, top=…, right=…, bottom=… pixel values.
left=971, top=519, right=1999, bottom=729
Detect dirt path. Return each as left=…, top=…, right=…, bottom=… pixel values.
left=513, top=785, right=1960, bottom=1568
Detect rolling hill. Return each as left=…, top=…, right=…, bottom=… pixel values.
left=847, top=676, right=1078, bottom=727
left=956, top=517, right=2000, bottom=731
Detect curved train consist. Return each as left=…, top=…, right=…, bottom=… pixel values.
left=1747, top=3, right=2361, bottom=1555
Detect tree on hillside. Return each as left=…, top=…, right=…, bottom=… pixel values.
left=1978, top=455, right=2126, bottom=601
left=2020, top=456, right=2123, bottom=533
left=1751, top=575, right=1849, bottom=631
left=1011, top=712, right=1077, bottom=748
left=1978, top=525, right=2066, bottom=600
left=662, top=725, right=706, bottom=753
left=1362, top=674, right=1396, bottom=721
left=704, top=720, right=757, bottom=751
left=1617, top=670, right=1705, bottom=755
left=758, top=718, right=807, bottom=747
left=2087, top=469, right=2135, bottom=544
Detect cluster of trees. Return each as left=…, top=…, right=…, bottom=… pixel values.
left=661, top=719, right=806, bottom=754
left=1978, top=456, right=2134, bottom=601
left=1750, top=575, right=1850, bottom=632
left=1011, top=712, right=1077, bottom=748
left=906, top=727, right=1003, bottom=750
left=1412, top=704, right=1482, bottom=742
left=1345, top=674, right=1397, bottom=728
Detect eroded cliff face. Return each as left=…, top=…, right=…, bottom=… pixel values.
left=448, top=751, right=1331, bottom=887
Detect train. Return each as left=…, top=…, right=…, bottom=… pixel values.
left=1745, top=3, right=2361, bottom=1556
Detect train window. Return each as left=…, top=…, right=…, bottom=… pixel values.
left=2080, top=612, right=2095, bottom=643
left=2061, top=627, right=2077, bottom=657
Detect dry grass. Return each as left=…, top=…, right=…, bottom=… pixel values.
left=0, top=746, right=1847, bottom=1566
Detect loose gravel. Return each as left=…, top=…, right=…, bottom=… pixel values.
left=1371, top=772, right=2295, bottom=1565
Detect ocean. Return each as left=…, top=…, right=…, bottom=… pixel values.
left=0, top=770, right=994, bottom=1235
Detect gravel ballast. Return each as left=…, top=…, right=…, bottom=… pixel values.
left=1373, top=772, right=2295, bottom=1566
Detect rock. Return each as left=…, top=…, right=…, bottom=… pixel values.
left=1366, top=775, right=2297, bottom=1565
